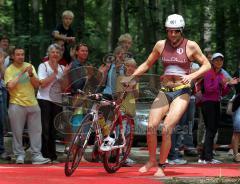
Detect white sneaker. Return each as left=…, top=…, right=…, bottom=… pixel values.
left=198, top=158, right=222, bottom=164
left=168, top=158, right=187, bottom=165
left=16, top=155, right=25, bottom=164
left=198, top=159, right=208, bottom=164
left=228, top=149, right=234, bottom=156
left=209, top=159, right=222, bottom=164
left=32, top=155, right=50, bottom=164
left=124, top=157, right=136, bottom=165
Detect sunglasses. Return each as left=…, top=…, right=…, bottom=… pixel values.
left=166, top=29, right=182, bottom=34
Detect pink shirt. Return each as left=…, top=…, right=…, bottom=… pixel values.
left=202, top=69, right=230, bottom=102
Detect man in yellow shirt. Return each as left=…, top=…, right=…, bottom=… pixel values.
left=4, top=47, right=50, bottom=164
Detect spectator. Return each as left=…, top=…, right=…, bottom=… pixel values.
left=67, top=43, right=97, bottom=162
left=0, top=35, right=11, bottom=68
left=52, top=10, right=75, bottom=64
left=0, top=48, right=11, bottom=160
left=113, top=46, right=126, bottom=76
left=116, top=58, right=139, bottom=165
left=37, top=44, right=69, bottom=163
left=180, top=63, right=199, bottom=157
left=198, top=53, right=238, bottom=164
left=4, top=47, right=50, bottom=164
left=231, top=63, right=240, bottom=162
left=117, top=33, right=132, bottom=52
left=68, top=43, right=89, bottom=133
left=116, top=58, right=139, bottom=117
left=42, top=39, right=68, bottom=66
left=197, top=51, right=232, bottom=154
left=117, top=33, right=133, bottom=59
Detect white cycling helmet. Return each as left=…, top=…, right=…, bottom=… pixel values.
left=165, top=14, right=185, bottom=29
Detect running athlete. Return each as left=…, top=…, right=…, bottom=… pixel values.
left=124, top=14, right=211, bottom=177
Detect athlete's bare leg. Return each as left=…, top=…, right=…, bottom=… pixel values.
left=139, top=91, right=169, bottom=173
left=154, top=93, right=190, bottom=177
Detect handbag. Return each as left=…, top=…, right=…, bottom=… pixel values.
left=226, top=94, right=236, bottom=115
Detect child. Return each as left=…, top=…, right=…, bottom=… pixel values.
left=52, top=10, right=75, bottom=63
left=117, top=58, right=139, bottom=117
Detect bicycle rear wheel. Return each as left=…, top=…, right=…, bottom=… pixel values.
left=102, top=115, right=134, bottom=173
left=64, top=114, right=92, bottom=176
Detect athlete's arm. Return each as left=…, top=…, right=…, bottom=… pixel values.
left=131, top=40, right=164, bottom=79
left=183, top=41, right=211, bottom=83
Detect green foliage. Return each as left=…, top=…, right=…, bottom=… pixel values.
left=0, top=0, right=239, bottom=74
left=0, top=0, right=13, bottom=34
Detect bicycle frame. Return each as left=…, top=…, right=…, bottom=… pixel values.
left=64, top=90, right=135, bottom=176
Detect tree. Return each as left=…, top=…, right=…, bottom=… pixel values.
left=123, top=0, right=129, bottom=33
left=75, top=0, right=85, bottom=40
left=111, top=0, right=121, bottom=50
left=42, top=0, right=57, bottom=31
left=29, top=0, right=40, bottom=66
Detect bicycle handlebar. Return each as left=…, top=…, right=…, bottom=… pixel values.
left=76, top=89, right=116, bottom=107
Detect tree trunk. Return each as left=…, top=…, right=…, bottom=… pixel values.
left=227, top=0, right=240, bottom=68
left=76, top=0, right=85, bottom=40
left=13, top=0, right=30, bottom=36
left=201, top=0, right=212, bottom=52
left=42, top=0, right=57, bottom=31
left=123, top=0, right=129, bottom=33
left=215, top=0, right=225, bottom=55
left=148, top=0, right=159, bottom=73
left=111, top=0, right=121, bottom=50
left=13, top=0, right=30, bottom=57
left=29, top=0, right=40, bottom=67
left=139, top=0, right=151, bottom=54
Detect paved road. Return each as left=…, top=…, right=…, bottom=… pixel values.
left=0, top=136, right=234, bottom=165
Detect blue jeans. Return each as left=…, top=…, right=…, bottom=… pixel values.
left=0, top=87, right=8, bottom=154
left=180, top=97, right=196, bottom=148
left=233, top=106, right=240, bottom=132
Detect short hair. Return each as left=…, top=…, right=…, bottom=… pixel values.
left=12, top=46, right=24, bottom=55
left=62, top=10, right=74, bottom=18
left=118, top=33, right=132, bottom=44
left=47, top=43, right=63, bottom=56
left=75, top=42, right=88, bottom=52
left=0, top=35, right=10, bottom=42
left=124, top=58, right=137, bottom=66
left=113, top=46, right=125, bottom=55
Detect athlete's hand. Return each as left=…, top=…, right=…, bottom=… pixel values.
left=180, top=74, right=193, bottom=85
left=120, top=75, right=135, bottom=86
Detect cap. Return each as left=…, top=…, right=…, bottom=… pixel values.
left=211, top=53, right=224, bottom=61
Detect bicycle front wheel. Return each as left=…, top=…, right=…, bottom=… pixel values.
left=64, top=114, right=92, bottom=176
left=102, top=115, right=134, bottom=173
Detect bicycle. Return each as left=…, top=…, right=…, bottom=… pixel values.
left=64, top=89, right=135, bottom=176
